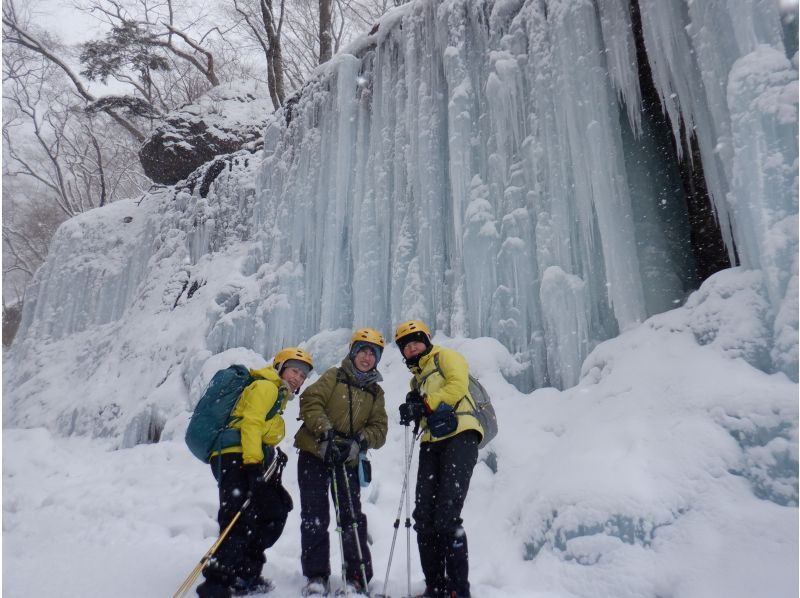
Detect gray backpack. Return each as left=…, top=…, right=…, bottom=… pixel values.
left=462, top=375, right=498, bottom=449
left=424, top=352, right=499, bottom=449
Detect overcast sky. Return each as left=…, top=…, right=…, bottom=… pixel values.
left=34, top=0, right=104, bottom=44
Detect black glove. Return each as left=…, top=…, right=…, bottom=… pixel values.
left=399, top=401, right=425, bottom=426
left=275, top=446, right=288, bottom=469
left=243, top=462, right=266, bottom=496
left=405, top=389, right=424, bottom=404
left=331, top=438, right=354, bottom=465
left=319, top=430, right=343, bottom=466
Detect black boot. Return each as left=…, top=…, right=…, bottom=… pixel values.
left=197, top=579, right=232, bottom=598
left=231, top=575, right=274, bottom=595
left=417, top=532, right=446, bottom=598
left=413, top=584, right=447, bottom=598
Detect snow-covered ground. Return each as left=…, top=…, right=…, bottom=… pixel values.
left=4, top=269, right=797, bottom=598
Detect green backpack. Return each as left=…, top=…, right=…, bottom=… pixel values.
left=185, top=365, right=280, bottom=462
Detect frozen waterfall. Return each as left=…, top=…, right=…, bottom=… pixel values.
left=9, top=0, right=798, bottom=399
left=245, top=0, right=797, bottom=387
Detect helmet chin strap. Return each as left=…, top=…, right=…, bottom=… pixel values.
left=403, top=355, right=419, bottom=369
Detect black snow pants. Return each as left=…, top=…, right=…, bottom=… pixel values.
left=202, top=453, right=293, bottom=589
left=413, top=430, right=480, bottom=598
left=298, top=449, right=373, bottom=585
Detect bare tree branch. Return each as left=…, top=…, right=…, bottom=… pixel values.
left=158, top=23, right=220, bottom=85
left=3, top=4, right=146, bottom=142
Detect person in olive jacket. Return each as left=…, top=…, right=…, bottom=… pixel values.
left=197, top=348, right=314, bottom=598
left=395, top=320, right=484, bottom=598
left=294, top=328, right=389, bottom=597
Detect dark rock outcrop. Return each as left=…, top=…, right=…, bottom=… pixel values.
left=139, top=84, right=271, bottom=185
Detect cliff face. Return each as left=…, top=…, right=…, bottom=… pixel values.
left=248, top=0, right=797, bottom=387
left=5, top=0, right=797, bottom=444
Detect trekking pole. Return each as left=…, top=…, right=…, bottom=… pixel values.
left=330, top=463, right=350, bottom=596
left=376, top=422, right=418, bottom=598
left=173, top=457, right=280, bottom=598
left=404, top=424, right=419, bottom=598
left=339, top=462, right=371, bottom=597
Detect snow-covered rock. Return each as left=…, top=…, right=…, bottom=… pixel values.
left=139, top=82, right=272, bottom=185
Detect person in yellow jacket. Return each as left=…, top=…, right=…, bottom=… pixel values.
left=197, top=348, right=313, bottom=598
left=395, top=320, right=483, bottom=598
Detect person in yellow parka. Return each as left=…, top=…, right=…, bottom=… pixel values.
left=197, top=348, right=313, bottom=598
left=395, top=321, right=483, bottom=598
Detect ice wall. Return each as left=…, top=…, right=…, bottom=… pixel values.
left=248, top=0, right=797, bottom=387
left=8, top=0, right=798, bottom=413
left=15, top=200, right=158, bottom=342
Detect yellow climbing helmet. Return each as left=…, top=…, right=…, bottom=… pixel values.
left=394, top=320, right=431, bottom=344
left=351, top=328, right=385, bottom=348
left=273, top=347, right=314, bottom=373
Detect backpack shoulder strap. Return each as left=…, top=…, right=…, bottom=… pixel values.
left=335, top=367, right=349, bottom=386
left=333, top=367, right=359, bottom=438
left=265, top=386, right=285, bottom=420
left=420, top=352, right=469, bottom=411
left=455, top=375, right=481, bottom=415
left=417, top=352, right=444, bottom=386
